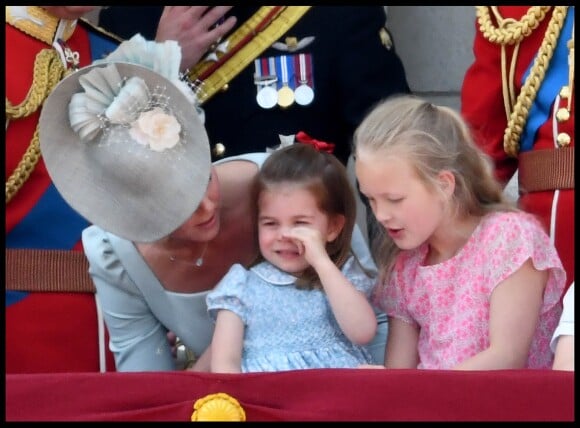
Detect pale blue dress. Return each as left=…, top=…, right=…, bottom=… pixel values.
left=83, top=152, right=388, bottom=372
left=207, top=258, right=374, bottom=372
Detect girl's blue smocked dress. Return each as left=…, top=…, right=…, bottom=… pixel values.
left=206, top=256, right=374, bottom=372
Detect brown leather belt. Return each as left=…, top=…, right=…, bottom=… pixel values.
left=6, top=248, right=96, bottom=293
left=518, top=147, right=574, bottom=193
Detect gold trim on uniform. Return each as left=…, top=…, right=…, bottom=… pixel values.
left=285, top=36, right=298, bottom=49
left=476, top=6, right=569, bottom=157
left=213, top=143, right=226, bottom=157
left=5, top=6, right=76, bottom=45
left=5, top=6, right=74, bottom=203
left=557, top=132, right=571, bottom=147
left=559, top=86, right=571, bottom=99
left=186, top=6, right=311, bottom=106
left=556, top=108, right=570, bottom=122
left=380, top=27, right=393, bottom=50
left=272, top=36, right=315, bottom=52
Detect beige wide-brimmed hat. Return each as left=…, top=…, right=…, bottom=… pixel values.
left=39, top=62, right=211, bottom=242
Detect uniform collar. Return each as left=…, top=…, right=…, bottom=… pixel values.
left=250, top=261, right=298, bottom=285
left=5, top=6, right=77, bottom=45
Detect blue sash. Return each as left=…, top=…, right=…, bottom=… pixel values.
left=520, top=7, right=574, bottom=152
left=6, top=184, right=90, bottom=249
left=86, top=27, right=119, bottom=61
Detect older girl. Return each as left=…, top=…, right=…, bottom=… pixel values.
left=354, top=95, right=565, bottom=370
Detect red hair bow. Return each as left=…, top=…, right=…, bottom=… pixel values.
left=295, top=131, right=335, bottom=154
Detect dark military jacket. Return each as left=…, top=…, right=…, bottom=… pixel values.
left=99, top=6, right=410, bottom=165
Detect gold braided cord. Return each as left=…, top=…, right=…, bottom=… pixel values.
left=566, top=23, right=574, bottom=111
left=6, top=123, right=41, bottom=203
left=476, top=6, right=551, bottom=45
left=498, top=35, right=520, bottom=124
left=6, top=48, right=65, bottom=119
left=503, top=6, right=567, bottom=157
left=507, top=43, right=520, bottom=119
left=6, top=48, right=65, bottom=203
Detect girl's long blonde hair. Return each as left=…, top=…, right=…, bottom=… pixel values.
left=353, top=95, right=518, bottom=281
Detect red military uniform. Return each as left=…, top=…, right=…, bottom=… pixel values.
left=461, top=6, right=574, bottom=294
left=6, top=6, right=120, bottom=373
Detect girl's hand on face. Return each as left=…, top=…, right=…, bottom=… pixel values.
left=283, top=226, right=328, bottom=266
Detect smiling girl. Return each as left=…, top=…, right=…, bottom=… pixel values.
left=206, top=143, right=377, bottom=373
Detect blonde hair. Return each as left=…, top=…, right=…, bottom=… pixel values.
left=353, top=95, right=517, bottom=280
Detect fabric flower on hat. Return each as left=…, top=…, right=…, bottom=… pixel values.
left=129, top=107, right=181, bottom=152
left=68, top=34, right=203, bottom=151
left=68, top=63, right=183, bottom=152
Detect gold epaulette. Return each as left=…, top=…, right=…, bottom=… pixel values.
left=5, top=6, right=76, bottom=45
left=187, top=6, right=311, bottom=106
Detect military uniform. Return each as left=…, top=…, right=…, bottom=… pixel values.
left=461, top=6, right=574, bottom=294
left=5, top=6, right=120, bottom=373
left=98, top=6, right=411, bottom=166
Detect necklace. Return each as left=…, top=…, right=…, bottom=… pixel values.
left=169, top=243, right=209, bottom=267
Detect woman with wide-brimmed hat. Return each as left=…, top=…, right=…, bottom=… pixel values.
left=39, top=37, right=385, bottom=372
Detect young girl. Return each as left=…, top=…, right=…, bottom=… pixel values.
left=353, top=95, right=566, bottom=370
left=206, top=143, right=378, bottom=373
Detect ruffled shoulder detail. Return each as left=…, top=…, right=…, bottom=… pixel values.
left=476, top=211, right=566, bottom=307
left=81, top=225, right=137, bottom=296
left=206, top=264, right=252, bottom=323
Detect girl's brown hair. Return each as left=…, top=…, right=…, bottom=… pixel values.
left=253, top=143, right=357, bottom=290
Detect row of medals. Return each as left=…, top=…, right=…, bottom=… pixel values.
left=254, top=55, right=314, bottom=109
left=256, top=80, right=314, bottom=109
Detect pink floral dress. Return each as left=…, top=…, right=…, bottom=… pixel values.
left=375, top=211, right=566, bottom=369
